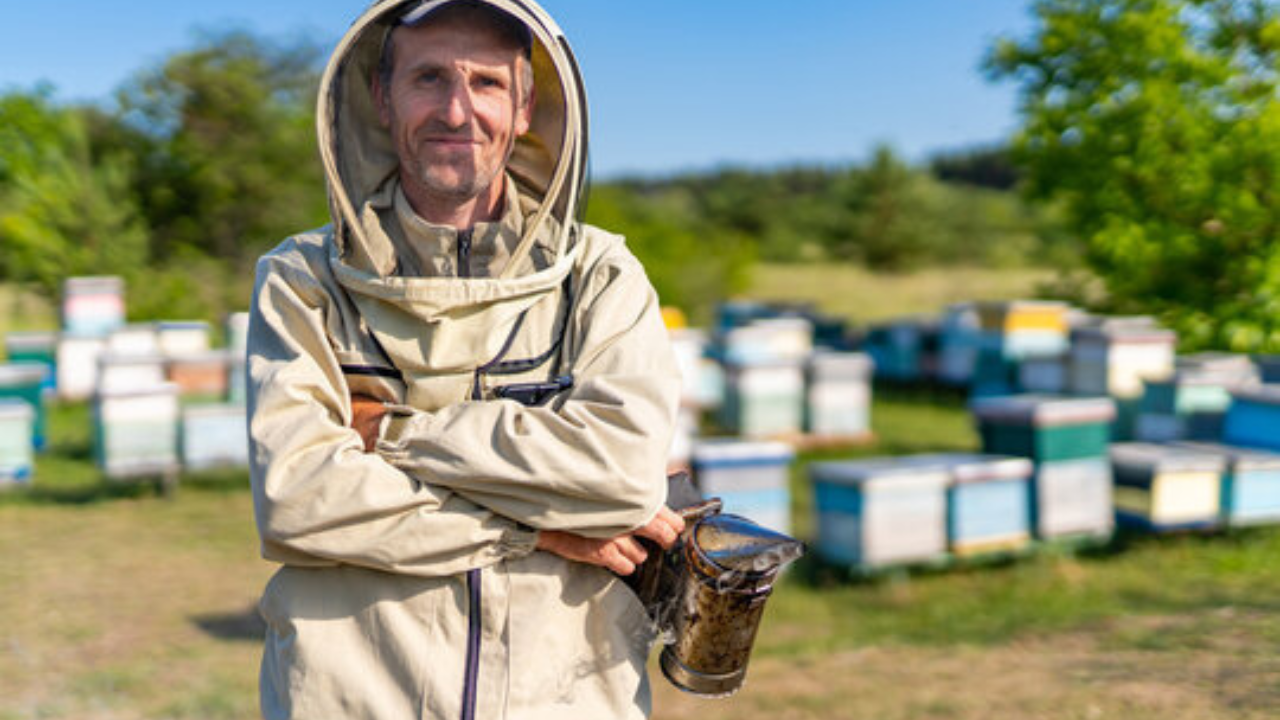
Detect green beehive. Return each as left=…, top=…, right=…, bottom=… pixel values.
left=971, top=394, right=1116, bottom=463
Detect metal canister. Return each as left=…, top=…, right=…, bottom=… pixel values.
left=659, top=513, right=804, bottom=697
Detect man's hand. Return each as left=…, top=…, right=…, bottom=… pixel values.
left=536, top=506, right=686, bottom=575
left=350, top=394, right=388, bottom=453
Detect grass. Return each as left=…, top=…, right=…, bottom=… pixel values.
left=746, top=263, right=1058, bottom=323
left=5, top=387, right=1280, bottom=719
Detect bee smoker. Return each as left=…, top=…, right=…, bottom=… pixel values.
left=628, top=474, right=804, bottom=697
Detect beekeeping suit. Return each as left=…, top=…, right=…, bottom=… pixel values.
left=246, top=1, right=680, bottom=717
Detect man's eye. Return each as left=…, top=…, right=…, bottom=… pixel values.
left=417, top=71, right=441, bottom=84
left=475, top=76, right=504, bottom=89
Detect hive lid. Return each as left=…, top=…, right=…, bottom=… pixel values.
left=1109, top=442, right=1227, bottom=473
left=970, top=394, right=1116, bottom=425
left=1171, top=441, right=1280, bottom=471
left=694, top=513, right=804, bottom=575
left=0, top=397, right=34, bottom=418
left=809, top=456, right=953, bottom=485
left=1230, top=385, right=1280, bottom=406
left=913, top=452, right=1035, bottom=484
left=0, top=362, right=51, bottom=384
left=691, top=439, right=795, bottom=467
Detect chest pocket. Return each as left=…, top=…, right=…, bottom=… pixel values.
left=470, top=274, right=577, bottom=406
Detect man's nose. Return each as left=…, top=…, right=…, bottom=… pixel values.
left=440, top=81, right=473, bottom=128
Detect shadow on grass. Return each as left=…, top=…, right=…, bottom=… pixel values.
left=1, top=467, right=250, bottom=506
left=193, top=606, right=266, bottom=642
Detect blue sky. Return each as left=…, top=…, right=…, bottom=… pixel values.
left=0, top=1, right=1035, bottom=178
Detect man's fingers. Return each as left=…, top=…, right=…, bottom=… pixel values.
left=636, top=506, right=685, bottom=549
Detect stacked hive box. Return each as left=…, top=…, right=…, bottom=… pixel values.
left=971, top=395, right=1116, bottom=542
left=1174, top=441, right=1280, bottom=527
left=972, top=301, right=1070, bottom=398
left=1135, top=353, right=1257, bottom=443
left=5, top=331, right=57, bottom=396
left=938, top=303, right=981, bottom=388
left=62, top=276, right=125, bottom=337
left=1255, top=356, right=1280, bottom=383
left=805, top=351, right=872, bottom=439
left=809, top=456, right=950, bottom=569
left=1110, top=442, right=1224, bottom=531
left=94, top=383, right=181, bottom=480
left=0, top=399, right=34, bottom=485
left=1069, top=320, right=1176, bottom=441
left=56, top=334, right=106, bottom=401
left=181, top=404, right=249, bottom=471
left=667, top=328, right=709, bottom=469
left=166, top=351, right=232, bottom=399
left=719, top=318, right=811, bottom=438
left=97, top=354, right=166, bottom=394
left=920, top=453, right=1034, bottom=558
left=0, top=363, right=49, bottom=451
left=864, top=318, right=931, bottom=383
left=1222, top=386, right=1280, bottom=453
left=691, top=439, right=794, bottom=535
left=227, top=312, right=250, bottom=404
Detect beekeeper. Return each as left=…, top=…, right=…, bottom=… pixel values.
left=246, top=0, right=685, bottom=718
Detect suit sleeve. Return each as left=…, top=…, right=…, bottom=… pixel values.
left=247, top=246, right=538, bottom=577
left=375, top=239, right=682, bottom=539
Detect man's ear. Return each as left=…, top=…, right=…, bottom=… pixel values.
left=516, top=84, right=536, bottom=137
left=372, top=73, right=392, bottom=128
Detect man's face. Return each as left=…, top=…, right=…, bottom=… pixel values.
left=377, top=17, right=532, bottom=213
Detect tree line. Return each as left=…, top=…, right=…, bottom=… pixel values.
left=1, top=0, right=1277, bottom=352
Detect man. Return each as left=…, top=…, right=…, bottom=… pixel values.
left=247, top=1, right=684, bottom=718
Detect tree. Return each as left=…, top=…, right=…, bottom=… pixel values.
left=987, top=0, right=1280, bottom=351
left=0, top=91, right=149, bottom=300
left=115, top=30, right=328, bottom=265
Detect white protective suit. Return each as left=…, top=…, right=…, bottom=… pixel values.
left=246, top=1, right=680, bottom=718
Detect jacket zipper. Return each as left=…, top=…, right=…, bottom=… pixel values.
left=461, top=568, right=482, bottom=720
left=457, top=229, right=473, bottom=279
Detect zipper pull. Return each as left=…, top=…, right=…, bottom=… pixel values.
left=457, top=229, right=473, bottom=278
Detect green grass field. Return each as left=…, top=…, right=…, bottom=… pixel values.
left=5, top=389, right=1280, bottom=719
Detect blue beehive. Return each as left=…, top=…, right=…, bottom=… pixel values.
left=809, top=456, right=950, bottom=569
left=919, top=453, right=1034, bottom=558
left=691, top=439, right=794, bottom=535
left=1222, top=386, right=1280, bottom=452
left=0, top=362, right=49, bottom=451
left=1174, top=441, right=1280, bottom=527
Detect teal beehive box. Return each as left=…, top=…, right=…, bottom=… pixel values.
left=5, top=331, right=57, bottom=396
left=971, top=394, right=1116, bottom=463
left=810, top=456, right=950, bottom=569
left=1222, top=386, right=1280, bottom=453
left=0, top=399, right=34, bottom=485
left=0, top=362, right=49, bottom=451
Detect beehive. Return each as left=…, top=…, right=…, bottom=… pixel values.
left=971, top=394, right=1116, bottom=463
left=0, top=362, right=49, bottom=451
left=691, top=439, right=794, bottom=535
left=1110, top=442, right=1224, bottom=531
left=157, top=321, right=211, bottom=358
left=94, top=383, right=180, bottom=480
left=1032, top=457, right=1113, bottom=540
left=106, top=324, right=159, bottom=358
left=929, top=453, right=1034, bottom=557
left=181, top=403, right=248, bottom=471
left=809, top=456, right=950, bottom=568
left=1222, top=386, right=1280, bottom=453
left=0, top=399, right=34, bottom=485
left=62, top=276, right=125, bottom=337
left=5, top=331, right=57, bottom=396
left=720, top=360, right=805, bottom=438
left=1068, top=323, right=1176, bottom=398
left=805, top=351, right=872, bottom=437
left=938, top=303, right=981, bottom=387
left=56, top=334, right=106, bottom=401
left=1174, top=441, right=1280, bottom=527
left=98, top=354, right=167, bottom=394
left=166, top=351, right=232, bottom=399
